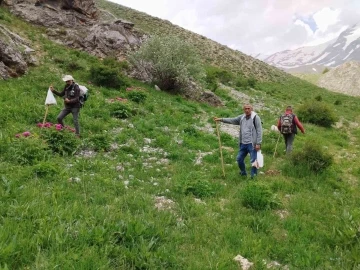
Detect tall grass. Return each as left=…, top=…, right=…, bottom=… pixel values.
left=0, top=5, right=360, bottom=269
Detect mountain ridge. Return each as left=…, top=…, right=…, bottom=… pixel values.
left=259, top=23, right=360, bottom=73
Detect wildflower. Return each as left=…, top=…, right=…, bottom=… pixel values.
left=15, top=134, right=21, bottom=138
left=55, top=124, right=62, bottom=130
left=37, top=123, right=44, bottom=128
left=22, top=131, right=31, bottom=137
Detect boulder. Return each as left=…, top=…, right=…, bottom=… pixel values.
left=0, top=24, right=36, bottom=79
left=4, top=0, right=143, bottom=60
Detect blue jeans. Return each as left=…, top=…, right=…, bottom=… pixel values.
left=236, top=143, right=258, bottom=177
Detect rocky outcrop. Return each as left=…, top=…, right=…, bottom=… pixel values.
left=0, top=24, right=36, bottom=79
left=3, top=0, right=143, bottom=61
left=318, top=61, right=360, bottom=96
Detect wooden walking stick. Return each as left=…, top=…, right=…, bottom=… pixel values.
left=273, top=132, right=281, bottom=158
left=42, top=104, right=49, bottom=125
left=215, top=120, right=226, bottom=177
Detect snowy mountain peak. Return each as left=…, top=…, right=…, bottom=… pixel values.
left=255, top=22, right=360, bottom=73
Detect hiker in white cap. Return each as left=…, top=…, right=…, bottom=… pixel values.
left=50, top=75, right=81, bottom=136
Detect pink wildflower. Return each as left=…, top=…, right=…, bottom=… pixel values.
left=23, top=131, right=31, bottom=137
left=37, top=123, right=44, bottom=128
left=55, top=124, right=62, bottom=131
left=44, top=122, right=53, bottom=128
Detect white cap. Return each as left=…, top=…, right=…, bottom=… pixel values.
left=62, top=75, right=74, bottom=81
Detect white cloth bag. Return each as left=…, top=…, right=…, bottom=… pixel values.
left=45, top=88, right=57, bottom=105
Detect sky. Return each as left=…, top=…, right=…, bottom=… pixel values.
left=107, top=0, right=360, bottom=56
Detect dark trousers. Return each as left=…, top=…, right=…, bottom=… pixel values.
left=57, top=107, right=80, bottom=135
left=283, top=133, right=295, bottom=154
left=236, top=143, right=258, bottom=177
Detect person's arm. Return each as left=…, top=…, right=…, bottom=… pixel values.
left=214, top=115, right=242, bottom=125
left=277, top=118, right=281, bottom=131
left=50, top=85, right=65, bottom=97
left=221, top=115, right=242, bottom=125
left=254, top=115, right=263, bottom=149
left=294, top=116, right=305, bottom=134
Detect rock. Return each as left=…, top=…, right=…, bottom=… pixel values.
left=0, top=24, right=35, bottom=79
left=199, top=90, right=224, bottom=107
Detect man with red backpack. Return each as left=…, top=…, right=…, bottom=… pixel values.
left=277, top=106, right=305, bottom=154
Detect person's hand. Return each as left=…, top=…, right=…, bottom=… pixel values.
left=213, top=117, right=222, bottom=122
left=64, top=98, right=70, bottom=103
left=255, top=144, right=261, bottom=151
left=49, top=85, right=54, bottom=92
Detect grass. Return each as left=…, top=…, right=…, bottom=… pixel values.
left=1, top=4, right=360, bottom=269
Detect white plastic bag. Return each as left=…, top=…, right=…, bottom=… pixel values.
left=257, top=150, right=264, bottom=168
left=45, top=88, right=57, bottom=105
left=271, top=125, right=279, bottom=132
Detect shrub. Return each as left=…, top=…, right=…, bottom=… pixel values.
left=129, top=35, right=204, bottom=93
left=241, top=183, right=280, bottom=210
left=40, top=128, right=79, bottom=156
left=89, top=63, right=128, bottom=89
left=4, top=137, right=51, bottom=165
left=334, top=100, right=342, bottom=105
left=235, top=77, right=249, bottom=88
left=315, top=95, right=322, bottom=101
left=127, top=91, right=147, bottom=103
left=322, top=67, right=330, bottom=74
left=184, top=179, right=216, bottom=198
left=297, top=101, right=338, bottom=127
left=89, top=134, right=111, bottom=152
left=290, top=140, right=333, bottom=173
left=32, top=162, right=57, bottom=178
left=247, top=77, right=257, bottom=88
left=110, top=103, right=133, bottom=119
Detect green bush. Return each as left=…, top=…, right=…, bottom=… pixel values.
left=241, top=183, right=280, bottom=210
left=127, top=91, right=147, bottom=103
left=322, top=67, right=330, bottom=74
left=89, top=63, right=128, bottom=89
left=247, top=77, right=257, bottom=88
left=110, top=103, right=133, bottom=119
left=129, top=35, right=204, bottom=93
left=3, top=137, right=51, bottom=165
left=291, top=140, right=333, bottom=173
left=334, top=100, right=342, bottom=105
left=297, top=101, right=338, bottom=127
left=32, top=162, right=57, bottom=178
left=205, top=66, right=234, bottom=87
left=184, top=179, right=216, bottom=198
left=40, top=128, right=79, bottom=156
left=89, top=134, right=111, bottom=152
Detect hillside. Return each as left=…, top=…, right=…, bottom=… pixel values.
left=96, top=0, right=289, bottom=83
left=1, top=2, right=360, bottom=269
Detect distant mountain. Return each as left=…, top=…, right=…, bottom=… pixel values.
left=264, top=40, right=334, bottom=70
left=259, top=23, right=360, bottom=73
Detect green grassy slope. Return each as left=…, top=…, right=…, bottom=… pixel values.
left=1, top=5, right=360, bottom=269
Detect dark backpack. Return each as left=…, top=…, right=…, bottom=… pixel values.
left=280, top=113, right=294, bottom=134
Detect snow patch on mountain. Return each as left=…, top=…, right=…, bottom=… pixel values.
left=257, top=23, right=360, bottom=72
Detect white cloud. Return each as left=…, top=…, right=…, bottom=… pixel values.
left=108, top=0, right=360, bottom=55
